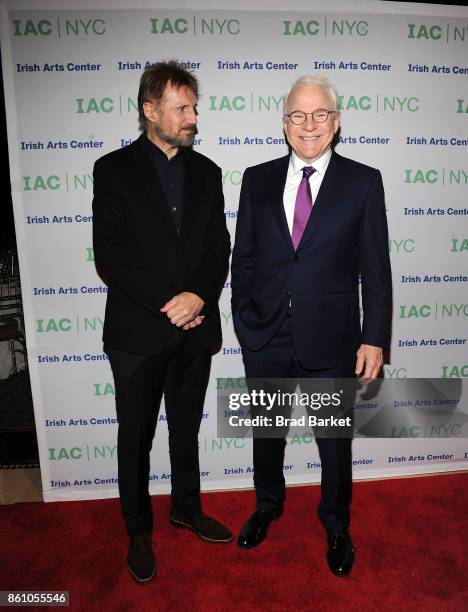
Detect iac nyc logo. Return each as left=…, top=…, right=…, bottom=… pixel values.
left=23, top=173, right=93, bottom=192
left=36, top=316, right=103, bottom=333
left=337, top=94, right=419, bottom=113
left=12, top=16, right=106, bottom=37
left=407, top=22, right=468, bottom=43
left=75, top=96, right=136, bottom=114
left=201, top=437, right=246, bottom=453
left=208, top=93, right=284, bottom=113
left=282, top=17, right=368, bottom=37
left=48, top=444, right=116, bottom=461
left=399, top=303, right=468, bottom=319
left=149, top=15, right=240, bottom=35
left=404, top=168, right=468, bottom=185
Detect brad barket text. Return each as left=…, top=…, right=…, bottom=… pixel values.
left=228, top=415, right=352, bottom=428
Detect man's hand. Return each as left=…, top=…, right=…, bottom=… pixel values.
left=160, top=292, right=204, bottom=327
left=182, top=315, right=205, bottom=331
left=355, top=344, right=383, bottom=380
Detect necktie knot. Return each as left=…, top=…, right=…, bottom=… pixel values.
left=302, top=166, right=315, bottom=179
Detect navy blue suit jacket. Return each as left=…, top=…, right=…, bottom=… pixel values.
left=231, top=151, right=392, bottom=370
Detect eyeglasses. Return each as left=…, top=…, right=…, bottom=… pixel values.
left=285, top=109, right=336, bottom=125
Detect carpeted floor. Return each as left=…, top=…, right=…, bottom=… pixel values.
left=0, top=473, right=467, bottom=611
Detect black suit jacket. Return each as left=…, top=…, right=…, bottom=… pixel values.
left=231, top=151, right=392, bottom=370
left=92, top=134, right=230, bottom=355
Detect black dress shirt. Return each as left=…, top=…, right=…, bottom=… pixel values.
left=144, top=135, right=184, bottom=234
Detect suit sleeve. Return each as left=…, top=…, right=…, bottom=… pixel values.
left=358, top=170, right=393, bottom=349
left=92, top=158, right=174, bottom=317
left=230, top=168, right=256, bottom=314
left=183, top=165, right=231, bottom=315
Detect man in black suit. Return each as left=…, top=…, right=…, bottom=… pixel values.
left=93, top=61, right=232, bottom=583
left=231, top=75, right=392, bottom=576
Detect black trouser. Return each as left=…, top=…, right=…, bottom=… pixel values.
left=242, top=315, right=354, bottom=530
left=106, top=332, right=211, bottom=537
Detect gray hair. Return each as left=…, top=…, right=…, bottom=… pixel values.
left=283, top=74, right=339, bottom=116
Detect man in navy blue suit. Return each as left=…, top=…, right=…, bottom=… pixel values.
left=231, top=75, right=392, bottom=576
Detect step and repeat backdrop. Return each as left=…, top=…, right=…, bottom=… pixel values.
left=1, top=0, right=467, bottom=501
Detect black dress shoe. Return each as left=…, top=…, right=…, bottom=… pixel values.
left=169, top=511, right=233, bottom=543
left=127, top=534, right=156, bottom=584
left=238, top=508, right=283, bottom=549
left=326, top=528, right=355, bottom=577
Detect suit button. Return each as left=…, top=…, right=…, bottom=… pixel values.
left=285, top=290, right=291, bottom=297
left=294, top=254, right=299, bottom=262
left=177, top=253, right=183, bottom=260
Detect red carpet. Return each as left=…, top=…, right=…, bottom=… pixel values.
left=1, top=473, right=467, bottom=611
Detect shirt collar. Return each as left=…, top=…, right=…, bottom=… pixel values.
left=144, top=133, right=182, bottom=163
left=290, top=148, right=332, bottom=177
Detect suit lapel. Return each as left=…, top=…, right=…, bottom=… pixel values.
left=130, top=135, right=179, bottom=242
left=265, top=155, right=293, bottom=251
left=297, top=151, right=345, bottom=250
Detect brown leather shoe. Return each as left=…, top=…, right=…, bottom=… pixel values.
left=169, top=511, right=233, bottom=543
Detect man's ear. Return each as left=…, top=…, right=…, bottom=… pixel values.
left=143, top=100, right=158, bottom=124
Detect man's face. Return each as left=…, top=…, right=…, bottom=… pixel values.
left=144, top=83, right=198, bottom=152
left=283, top=85, right=340, bottom=164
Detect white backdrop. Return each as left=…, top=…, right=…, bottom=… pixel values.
left=1, top=0, right=467, bottom=501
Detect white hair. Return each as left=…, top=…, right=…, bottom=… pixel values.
left=283, top=74, right=339, bottom=116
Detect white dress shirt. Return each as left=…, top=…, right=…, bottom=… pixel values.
left=283, top=148, right=332, bottom=234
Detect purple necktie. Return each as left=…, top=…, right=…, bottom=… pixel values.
left=291, top=166, right=315, bottom=250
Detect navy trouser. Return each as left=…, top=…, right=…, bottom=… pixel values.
left=242, top=315, right=354, bottom=529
